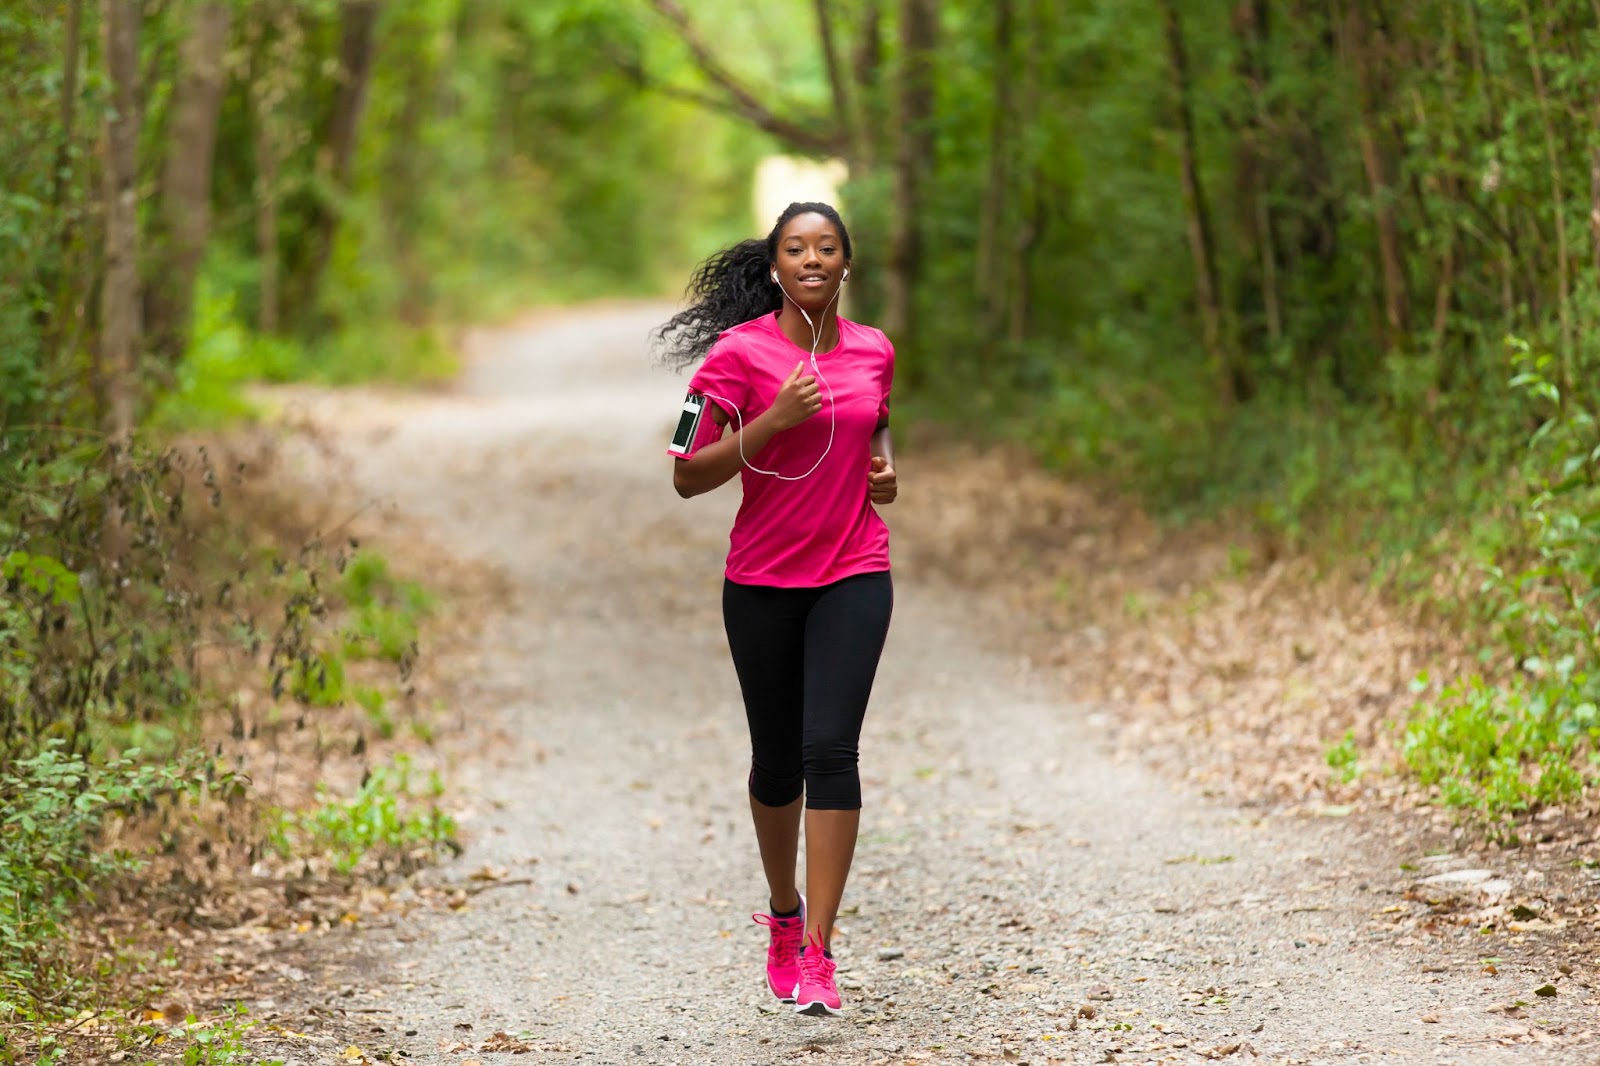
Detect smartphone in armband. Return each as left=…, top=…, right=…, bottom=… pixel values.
left=668, top=391, right=706, bottom=456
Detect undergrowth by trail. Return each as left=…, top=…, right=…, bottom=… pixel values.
left=0, top=434, right=468, bottom=1066
left=894, top=407, right=1599, bottom=850
left=897, top=327, right=1600, bottom=840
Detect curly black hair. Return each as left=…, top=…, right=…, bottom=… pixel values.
left=651, top=201, right=854, bottom=371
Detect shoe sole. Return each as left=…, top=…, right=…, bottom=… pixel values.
left=795, top=999, right=842, bottom=1017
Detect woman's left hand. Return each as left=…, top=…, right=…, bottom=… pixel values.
left=868, top=456, right=897, bottom=505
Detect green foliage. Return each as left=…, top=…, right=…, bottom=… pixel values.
left=289, top=649, right=346, bottom=707
left=0, top=440, right=211, bottom=765
left=267, top=755, right=455, bottom=876
left=1393, top=336, right=1600, bottom=827
left=148, top=279, right=297, bottom=429
left=172, top=1005, right=285, bottom=1066
left=1402, top=670, right=1594, bottom=837
left=354, top=686, right=395, bottom=739
left=1324, top=730, right=1362, bottom=785
left=342, top=555, right=430, bottom=664
left=0, top=744, right=223, bottom=1015
left=1481, top=341, right=1600, bottom=672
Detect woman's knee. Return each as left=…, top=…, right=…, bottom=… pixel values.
left=801, top=740, right=861, bottom=809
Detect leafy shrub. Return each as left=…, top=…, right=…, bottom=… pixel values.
left=338, top=552, right=431, bottom=665
left=0, top=744, right=225, bottom=1014
left=1324, top=730, right=1362, bottom=784
left=0, top=440, right=211, bottom=766
left=267, top=755, right=455, bottom=876
left=1402, top=668, right=1595, bottom=837
left=1401, top=341, right=1600, bottom=829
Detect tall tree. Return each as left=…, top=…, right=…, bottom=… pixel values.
left=976, top=0, right=1015, bottom=349
left=1341, top=0, right=1410, bottom=346
left=286, top=0, right=380, bottom=332
left=146, top=2, right=233, bottom=367
left=1231, top=0, right=1282, bottom=347
left=100, top=0, right=142, bottom=444
left=246, top=1, right=295, bottom=334
left=1160, top=0, right=1234, bottom=408
left=883, top=0, right=938, bottom=365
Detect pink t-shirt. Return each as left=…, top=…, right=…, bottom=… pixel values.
left=667, top=311, right=894, bottom=588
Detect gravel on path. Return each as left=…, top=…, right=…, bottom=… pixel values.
left=267, top=304, right=1598, bottom=1065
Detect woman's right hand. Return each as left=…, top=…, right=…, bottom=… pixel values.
left=765, top=361, right=823, bottom=430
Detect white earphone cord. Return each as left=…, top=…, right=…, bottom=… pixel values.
left=698, top=273, right=843, bottom=481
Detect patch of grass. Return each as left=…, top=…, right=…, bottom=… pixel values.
left=1401, top=670, right=1595, bottom=839
left=1324, top=730, right=1362, bottom=784
left=267, top=755, right=456, bottom=876
left=290, top=649, right=347, bottom=707
left=339, top=552, right=432, bottom=665
left=354, top=686, right=396, bottom=739
left=109, top=1004, right=287, bottom=1066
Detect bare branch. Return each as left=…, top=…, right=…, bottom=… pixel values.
left=644, top=0, right=845, bottom=155
left=813, top=0, right=862, bottom=162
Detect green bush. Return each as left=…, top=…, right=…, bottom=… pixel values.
left=1402, top=668, right=1595, bottom=837
left=1398, top=341, right=1600, bottom=831
left=339, top=552, right=431, bottom=664
left=1324, top=730, right=1362, bottom=784
left=268, top=755, right=455, bottom=876
left=0, top=745, right=223, bottom=1015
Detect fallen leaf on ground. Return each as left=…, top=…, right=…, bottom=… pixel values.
left=480, top=1031, right=534, bottom=1052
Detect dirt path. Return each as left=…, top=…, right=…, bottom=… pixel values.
left=270, top=304, right=1596, bottom=1065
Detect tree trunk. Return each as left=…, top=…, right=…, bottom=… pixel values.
left=146, top=2, right=233, bottom=368
left=288, top=0, right=380, bottom=332
left=1344, top=0, right=1410, bottom=344
left=247, top=3, right=289, bottom=333
left=255, top=114, right=281, bottom=334
left=51, top=0, right=84, bottom=216
left=1233, top=0, right=1282, bottom=346
left=100, top=0, right=142, bottom=445
left=39, top=0, right=86, bottom=357
left=1007, top=0, right=1047, bottom=345
left=1590, top=147, right=1600, bottom=282
left=1592, top=0, right=1600, bottom=281
left=976, top=0, right=1014, bottom=349
left=1518, top=0, right=1573, bottom=388
left=883, top=0, right=937, bottom=370
left=1161, top=0, right=1234, bottom=409
left=852, top=0, right=885, bottom=160
left=383, top=14, right=438, bottom=324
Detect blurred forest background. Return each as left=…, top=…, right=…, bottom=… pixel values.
left=4, top=0, right=1600, bottom=1048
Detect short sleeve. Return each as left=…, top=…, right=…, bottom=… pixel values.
left=666, top=340, right=750, bottom=460
left=877, top=334, right=895, bottom=423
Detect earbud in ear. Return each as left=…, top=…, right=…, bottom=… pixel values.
left=771, top=271, right=779, bottom=284
left=843, top=268, right=851, bottom=280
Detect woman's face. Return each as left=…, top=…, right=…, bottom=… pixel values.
left=772, top=213, right=848, bottom=312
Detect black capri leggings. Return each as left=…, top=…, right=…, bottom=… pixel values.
left=722, top=571, right=893, bottom=811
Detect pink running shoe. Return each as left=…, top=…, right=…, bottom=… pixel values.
left=752, top=901, right=805, bottom=1002
left=794, top=936, right=842, bottom=1016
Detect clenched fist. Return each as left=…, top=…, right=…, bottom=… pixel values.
left=868, top=455, right=897, bottom=504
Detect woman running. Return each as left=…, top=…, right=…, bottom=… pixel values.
left=653, top=202, right=896, bottom=1016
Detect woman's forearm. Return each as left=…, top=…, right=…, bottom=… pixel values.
left=871, top=423, right=893, bottom=465
left=673, top=413, right=782, bottom=498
